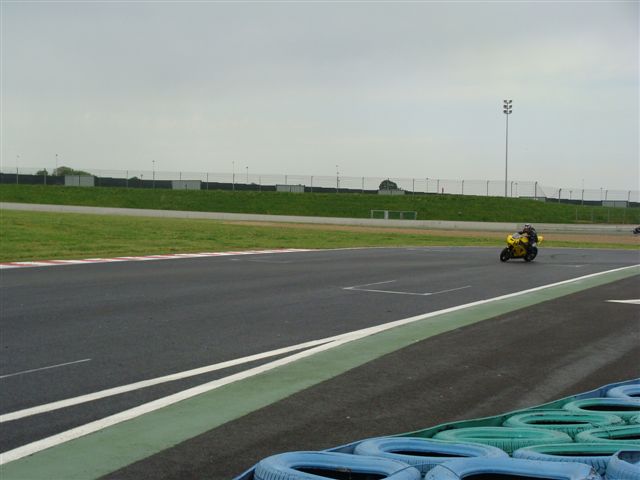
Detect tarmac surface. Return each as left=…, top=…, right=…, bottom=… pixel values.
left=0, top=246, right=638, bottom=479
left=104, top=275, right=640, bottom=480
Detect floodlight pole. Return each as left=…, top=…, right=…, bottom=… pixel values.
left=503, top=100, right=513, bottom=197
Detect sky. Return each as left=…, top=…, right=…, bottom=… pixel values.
left=1, top=1, right=638, bottom=191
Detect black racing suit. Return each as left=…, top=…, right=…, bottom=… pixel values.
left=518, top=228, right=538, bottom=253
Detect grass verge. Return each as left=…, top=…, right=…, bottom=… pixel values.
left=2, top=184, right=639, bottom=224
left=1, top=210, right=635, bottom=262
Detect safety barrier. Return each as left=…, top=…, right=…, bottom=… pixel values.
left=234, top=378, right=640, bottom=479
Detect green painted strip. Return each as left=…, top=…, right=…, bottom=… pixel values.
left=2, top=266, right=638, bottom=480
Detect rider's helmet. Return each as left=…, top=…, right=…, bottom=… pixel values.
left=523, top=223, right=532, bottom=232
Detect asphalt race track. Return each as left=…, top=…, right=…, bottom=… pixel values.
left=1, top=246, right=638, bottom=479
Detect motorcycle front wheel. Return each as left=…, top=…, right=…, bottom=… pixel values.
left=500, top=248, right=510, bottom=262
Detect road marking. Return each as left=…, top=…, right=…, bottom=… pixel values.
left=607, top=299, right=640, bottom=305
left=1, top=264, right=638, bottom=465
left=0, top=338, right=337, bottom=423
left=0, top=249, right=312, bottom=269
left=343, top=280, right=471, bottom=296
left=548, top=264, right=585, bottom=268
left=0, top=359, right=92, bottom=380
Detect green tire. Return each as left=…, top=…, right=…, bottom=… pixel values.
left=432, top=427, right=572, bottom=454
left=503, top=409, right=625, bottom=438
left=575, top=425, right=640, bottom=444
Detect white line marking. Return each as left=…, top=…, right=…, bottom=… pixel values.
left=1, top=264, right=638, bottom=465
left=0, top=359, right=92, bottom=380
left=607, top=299, right=640, bottom=305
left=548, top=264, right=585, bottom=268
left=343, top=280, right=397, bottom=289
left=430, top=285, right=472, bottom=295
left=344, top=281, right=470, bottom=296
left=0, top=249, right=312, bottom=269
left=0, top=338, right=337, bottom=423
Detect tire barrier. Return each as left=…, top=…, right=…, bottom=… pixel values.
left=563, top=398, right=640, bottom=424
left=575, top=425, right=640, bottom=444
left=512, top=442, right=640, bottom=475
left=502, top=410, right=625, bottom=438
left=432, top=427, right=572, bottom=454
left=236, top=379, right=640, bottom=480
left=424, top=457, right=602, bottom=480
left=605, top=450, right=640, bottom=480
left=606, top=385, right=640, bottom=400
left=253, top=451, right=422, bottom=480
left=352, top=437, right=508, bottom=474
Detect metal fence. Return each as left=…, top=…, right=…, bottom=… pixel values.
left=1, top=166, right=638, bottom=205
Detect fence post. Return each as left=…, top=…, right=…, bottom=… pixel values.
left=412, top=178, right=415, bottom=195
left=437, top=179, right=440, bottom=193
left=486, top=180, right=489, bottom=196
left=426, top=178, right=429, bottom=193
left=581, top=189, right=584, bottom=205
left=534, top=181, right=538, bottom=199
left=362, top=176, right=365, bottom=193
left=559, top=188, right=562, bottom=202
left=285, top=175, right=287, bottom=185
left=126, top=170, right=129, bottom=188
left=310, top=175, right=313, bottom=193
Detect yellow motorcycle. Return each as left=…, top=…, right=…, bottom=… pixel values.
left=500, top=233, right=543, bottom=262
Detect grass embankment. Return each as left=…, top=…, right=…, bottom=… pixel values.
left=1, top=184, right=638, bottom=224
left=0, top=210, right=495, bottom=261
left=1, top=210, right=635, bottom=262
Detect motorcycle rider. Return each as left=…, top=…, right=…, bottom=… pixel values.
left=519, top=223, right=538, bottom=254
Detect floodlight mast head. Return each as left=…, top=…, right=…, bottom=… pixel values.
left=502, top=99, right=513, bottom=197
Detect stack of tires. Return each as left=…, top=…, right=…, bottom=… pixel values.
left=240, top=380, right=640, bottom=480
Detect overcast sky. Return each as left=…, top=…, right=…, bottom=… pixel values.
left=2, top=1, right=638, bottom=190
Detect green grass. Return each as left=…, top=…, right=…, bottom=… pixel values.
left=0, top=210, right=634, bottom=262
left=2, top=184, right=638, bottom=224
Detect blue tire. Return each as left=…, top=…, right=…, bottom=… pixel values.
left=563, top=398, right=640, bottom=424
left=605, top=450, right=640, bottom=480
left=606, top=384, right=640, bottom=400
left=353, top=437, right=507, bottom=474
left=424, top=457, right=602, bottom=479
left=503, top=410, right=624, bottom=438
left=432, top=427, right=572, bottom=454
left=513, top=442, right=640, bottom=475
left=253, top=451, right=422, bottom=480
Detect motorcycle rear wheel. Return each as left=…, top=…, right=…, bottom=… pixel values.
left=500, top=248, right=510, bottom=262
left=524, top=250, right=537, bottom=262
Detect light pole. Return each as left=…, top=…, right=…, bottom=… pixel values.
left=55, top=153, right=59, bottom=174
left=503, top=99, right=513, bottom=197
left=336, top=164, right=339, bottom=193
left=152, top=160, right=156, bottom=188
left=232, top=161, right=235, bottom=191
left=246, top=166, right=248, bottom=184
left=16, top=155, right=20, bottom=184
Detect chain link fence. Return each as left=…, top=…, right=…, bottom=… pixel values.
left=1, top=166, right=638, bottom=206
